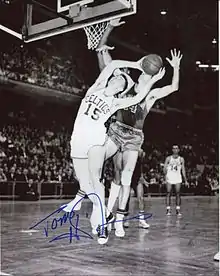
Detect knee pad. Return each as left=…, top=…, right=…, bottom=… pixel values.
left=121, top=170, right=133, bottom=187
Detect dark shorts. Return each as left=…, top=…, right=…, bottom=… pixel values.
left=108, top=121, right=144, bottom=152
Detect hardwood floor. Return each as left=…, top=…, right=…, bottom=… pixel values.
left=1, top=196, right=219, bottom=276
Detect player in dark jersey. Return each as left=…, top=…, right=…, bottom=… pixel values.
left=96, top=19, right=183, bottom=237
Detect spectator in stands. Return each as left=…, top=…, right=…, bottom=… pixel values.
left=21, top=178, right=39, bottom=201
left=29, top=167, right=37, bottom=181
left=36, top=170, right=44, bottom=184
left=7, top=166, right=17, bottom=182
left=62, top=168, right=74, bottom=183
left=208, top=176, right=219, bottom=196
left=0, top=168, right=7, bottom=182
left=0, top=148, right=6, bottom=158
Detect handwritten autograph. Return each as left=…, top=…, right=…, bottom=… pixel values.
left=29, top=193, right=152, bottom=243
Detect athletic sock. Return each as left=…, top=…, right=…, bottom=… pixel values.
left=139, top=210, right=145, bottom=220
left=107, top=181, right=121, bottom=216
left=62, top=190, right=86, bottom=212
left=75, top=190, right=86, bottom=201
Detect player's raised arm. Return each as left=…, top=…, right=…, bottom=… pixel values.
left=111, top=68, right=165, bottom=113
left=146, top=49, right=182, bottom=102
left=96, top=19, right=125, bottom=70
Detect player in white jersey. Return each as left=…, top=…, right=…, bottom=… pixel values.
left=164, top=145, right=188, bottom=216
left=65, top=56, right=165, bottom=244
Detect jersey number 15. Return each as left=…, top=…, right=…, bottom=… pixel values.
left=84, top=103, right=101, bottom=120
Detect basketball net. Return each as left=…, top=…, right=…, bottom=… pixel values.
left=83, top=21, right=109, bottom=50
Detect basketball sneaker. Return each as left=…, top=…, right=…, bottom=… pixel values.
left=214, top=252, right=219, bottom=261
left=139, top=220, right=150, bottom=229
left=139, top=213, right=150, bottom=229
left=166, top=210, right=171, bottom=216
left=97, top=226, right=109, bottom=245
left=176, top=210, right=182, bottom=217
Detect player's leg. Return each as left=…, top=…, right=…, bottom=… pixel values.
left=174, top=183, right=182, bottom=216
left=137, top=179, right=149, bottom=229
left=62, top=136, right=92, bottom=212
left=62, top=158, right=91, bottom=212
left=107, top=151, right=122, bottom=216
left=69, top=158, right=102, bottom=231
left=166, top=182, right=172, bottom=215
left=88, top=140, right=118, bottom=244
left=115, top=150, right=139, bottom=237
left=123, top=171, right=138, bottom=228
left=123, top=190, right=130, bottom=228
left=106, top=123, right=123, bottom=217
left=88, top=145, right=107, bottom=244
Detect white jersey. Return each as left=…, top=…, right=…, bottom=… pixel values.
left=166, top=155, right=182, bottom=184
left=70, top=89, right=115, bottom=158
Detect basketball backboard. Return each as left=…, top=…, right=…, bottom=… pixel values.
left=0, top=0, right=136, bottom=44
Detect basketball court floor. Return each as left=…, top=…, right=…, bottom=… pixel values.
left=1, top=196, right=219, bottom=276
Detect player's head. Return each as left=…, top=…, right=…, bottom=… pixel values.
left=172, top=145, right=180, bottom=155
left=105, top=74, right=127, bottom=96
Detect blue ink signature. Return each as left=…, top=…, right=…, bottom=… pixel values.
left=29, top=192, right=152, bottom=243
left=29, top=205, right=93, bottom=243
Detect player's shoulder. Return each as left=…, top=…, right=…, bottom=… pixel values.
left=166, top=155, right=172, bottom=161
left=179, top=156, right=184, bottom=162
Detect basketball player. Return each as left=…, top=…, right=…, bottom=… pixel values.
left=164, top=145, right=189, bottom=216
left=66, top=57, right=165, bottom=244
left=96, top=20, right=183, bottom=237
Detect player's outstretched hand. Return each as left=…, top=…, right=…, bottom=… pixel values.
left=110, top=18, right=125, bottom=27
left=96, top=44, right=115, bottom=52
left=166, top=49, right=183, bottom=68
left=152, top=67, right=166, bottom=81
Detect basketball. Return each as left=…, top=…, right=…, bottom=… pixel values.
left=141, top=54, right=163, bottom=75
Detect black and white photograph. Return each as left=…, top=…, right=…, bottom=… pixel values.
left=0, top=0, right=219, bottom=275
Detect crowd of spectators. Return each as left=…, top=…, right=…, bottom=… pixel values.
left=0, top=42, right=88, bottom=94
left=0, top=41, right=168, bottom=110
left=0, top=105, right=218, bottom=199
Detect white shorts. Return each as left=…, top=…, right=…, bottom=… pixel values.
left=166, top=176, right=182, bottom=185
left=70, top=127, right=107, bottom=158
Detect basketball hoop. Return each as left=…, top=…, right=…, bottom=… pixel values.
left=83, top=21, right=109, bottom=50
